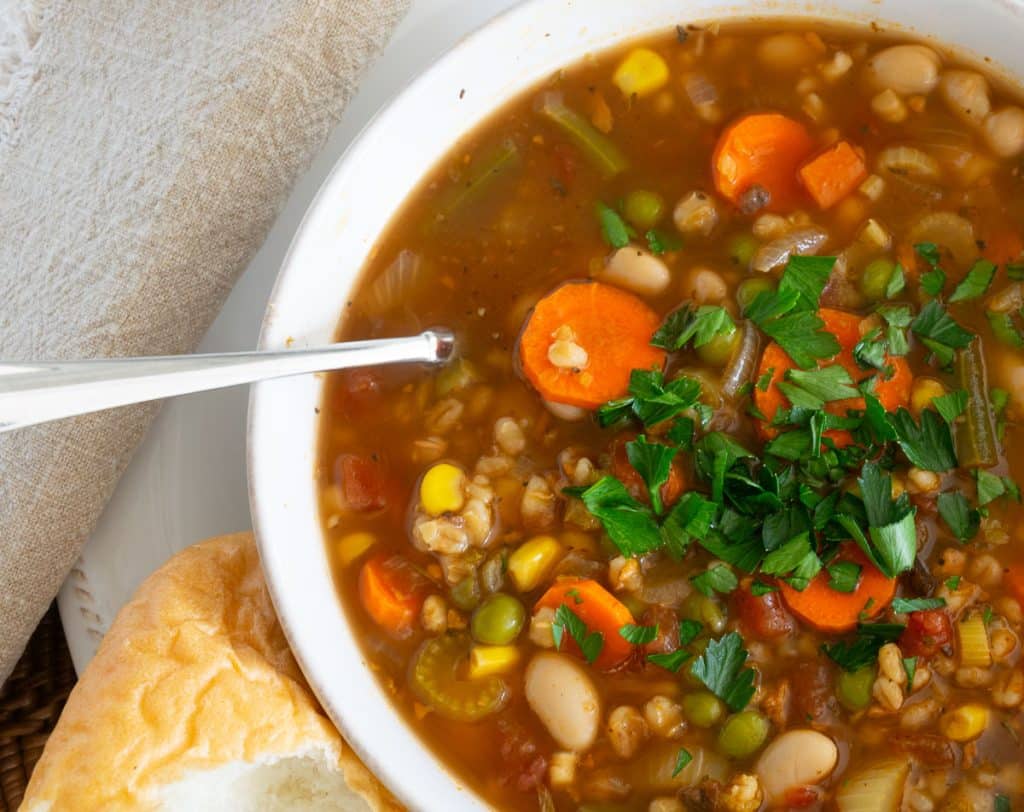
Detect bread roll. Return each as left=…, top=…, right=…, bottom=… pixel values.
left=22, top=532, right=402, bottom=811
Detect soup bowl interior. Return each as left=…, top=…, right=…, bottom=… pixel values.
left=248, top=0, right=1024, bottom=807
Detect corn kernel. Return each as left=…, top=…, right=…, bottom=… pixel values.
left=939, top=703, right=990, bottom=741
left=420, top=462, right=466, bottom=516
left=613, top=48, right=670, bottom=98
left=337, top=531, right=376, bottom=567
left=469, top=644, right=521, bottom=678
left=508, top=535, right=564, bottom=592
left=911, top=377, right=948, bottom=416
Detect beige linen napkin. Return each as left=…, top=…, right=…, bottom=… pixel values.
left=0, top=0, right=410, bottom=683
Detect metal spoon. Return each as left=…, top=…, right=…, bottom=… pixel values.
left=0, top=329, right=455, bottom=433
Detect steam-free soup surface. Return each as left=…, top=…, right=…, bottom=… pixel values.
left=318, top=21, right=1024, bottom=812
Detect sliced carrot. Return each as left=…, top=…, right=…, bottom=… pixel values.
left=518, top=281, right=665, bottom=409
left=798, top=141, right=867, bottom=209
left=536, top=577, right=635, bottom=670
left=358, top=554, right=430, bottom=639
left=779, top=544, right=896, bottom=633
left=754, top=308, right=912, bottom=448
left=1006, top=565, right=1024, bottom=607
left=712, top=112, right=816, bottom=213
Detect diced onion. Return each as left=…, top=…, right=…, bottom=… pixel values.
left=361, top=250, right=423, bottom=316
left=751, top=226, right=828, bottom=273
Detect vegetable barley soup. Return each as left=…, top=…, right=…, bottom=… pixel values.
left=318, top=21, right=1024, bottom=811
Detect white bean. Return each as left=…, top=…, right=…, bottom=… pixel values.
left=596, top=247, right=671, bottom=297
left=674, top=191, right=719, bottom=236
left=525, top=652, right=601, bottom=752
left=939, top=70, right=991, bottom=124
left=984, top=106, right=1024, bottom=158
left=544, top=399, right=587, bottom=422
left=755, top=729, right=838, bottom=804
left=864, top=44, right=941, bottom=96
left=682, top=267, right=728, bottom=304
left=756, top=33, right=817, bottom=72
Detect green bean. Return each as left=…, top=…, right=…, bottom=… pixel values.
left=717, top=710, right=770, bottom=758
left=837, top=665, right=876, bottom=711
left=471, top=593, right=526, bottom=645
left=859, top=258, right=897, bottom=302
left=737, top=277, right=775, bottom=313
left=696, top=327, right=741, bottom=368
left=624, top=190, right=665, bottom=230
left=729, top=234, right=759, bottom=268
left=956, top=337, right=1000, bottom=467
left=537, top=93, right=628, bottom=178
left=682, top=691, right=726, bottom=727
left=682, top=593, right=727, bottom=634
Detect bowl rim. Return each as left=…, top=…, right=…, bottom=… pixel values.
left=248, top=0, right=1024, bottom=808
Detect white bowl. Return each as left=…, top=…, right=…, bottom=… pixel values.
left=248, top=1, right=1024, bottom=808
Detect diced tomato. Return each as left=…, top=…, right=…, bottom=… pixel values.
left=642, top=605, right=680, bottom=654
left=497, top=720, right=548, bottom=793
left=734, top=584, right=795, bottom=640
left=899, top=609, right=953, bottom=658
left=610, top=433, right=685, bottom=509
left=336, top=453, right=392, bottom=512
left=332, top=368, right=382, bottom=421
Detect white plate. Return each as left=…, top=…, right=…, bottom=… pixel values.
left=56, top=0, right=521, bottom=674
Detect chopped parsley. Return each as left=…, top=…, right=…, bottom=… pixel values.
left=619, top=622, right=659, bottom=645
left=890, top=407, right=958, bottom=472
left=672, top=747, right=693, bottom=777
left=916, top=242, right=946, bottom=296
left=903, top=656, right=918, bottom=687
left=892, top=597, right=946, bottom=613
left=690, top=631, right=757, bottom=712
left=827, top=561, right=862, bottom=593
left=777, top=365, right=859, bottom=410
left=678, top=619, right=703, bottom=646
left=750, top=580, right=777, bottom=596
left=571, top=477, right=661, bottom=557
left=690, top=564, right=739, bottom=597
left=552, top=604, right=604, bottom=665
left=949, top=259, right=997, bottom=303
left=911, top=300, right=973, bottom=368
left=937, top=491, right=981, bottom=542
left=945, top=575, right=962, bottom=590
left=651, top=304, right=736, bottom=351
left=626, top=435, right=678, bottom=515
left=977, top=469, right=1021, bottom=506
left=647, top=648, right=692, bottom=673
left=823, top=622, right=906, bottom=672
left=646, top=228, right=682, bottom=255
left=932, top=390, right=968, bottom=424
left=597, top=368, right=702, bottom=428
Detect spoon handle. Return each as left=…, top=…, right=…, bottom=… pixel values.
left=0, top=329, right=454, bottom=433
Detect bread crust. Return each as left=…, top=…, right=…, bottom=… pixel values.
left=22, top=532, right=402, bottom=811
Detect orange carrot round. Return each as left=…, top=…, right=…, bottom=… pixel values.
left=535, top=577, right=635, bottom=670
left=754, top=308, right=912, bottom=448
left=517, top=280, right=665, bottom=409
left=798, top=140, right=868, bottom=209
left=359, top=554, right=430, bottom=639
left=712, top=112, right=816, bottom=213
left=779, top=545, right=896, bottom=634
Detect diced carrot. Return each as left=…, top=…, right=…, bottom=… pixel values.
left=610, top=432, right=685, bottom=509
left=1006, top=565, right=1024, bottom=607
left=754, top=307, right=912, bottom=448
left=535, top=577, right=635, bottom=670
left=712, top=112, right=816, bottom=212
left=779, top=545, right=896, bottom=633
left=359, top=554, right=430, bottom=638
left=798, top=141, right=868, bottom=209
left=982, top=226, right=1024, bottom=265
left=517, top=281, right=665, bottom=409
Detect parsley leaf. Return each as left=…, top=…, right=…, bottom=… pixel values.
left=761, top=532, right=822, bottom=590
left=890, top=407, right=958, bottom=471
left=758, top=310, right=842, bottom=369
left=552, top=604, right=604, bottom=664
left=689, top=631, right=757, bottom=712
left=827, top=560, right=862, bottom=593
left=932, top=390, right=968, bottom=424
left=937, top=491, right=980, bottom=541
left=651, top=304, right=736, bottom=351
left=596, top=202, right=632, bottom=248
left=977, top=469, right=1018, bottom=506
left=647, top=649, right=692, bottom=672
left=911, top=301, right=973, bottom=367
left=626, top=435, right=678, bottom=515
left=619, top=623, right=659, bottom=644
left=646, top=228, right=682, bottom=255
left=575, top=476, right=662, bottom=556
left=903, top=656, right=918, bottom=687
left=858, top=462, right=918, bottom=578
left=945, top=575, right=962, bottom=590
left=672, top=747, right=693, bottom=777
left=777, top=365, right=859, bottom=410
left=678, top=619, right=703, bottom=646
left=823, top=622, right=905, bottom=672
left=779, top=255, right=836, bottom=311
left=879, top=304, right=913, bottom=356
left=691, top=564, right=739, bottom=597
left=750, top=580, right=777, bottom=596
left=661, top=492, right=717, bottom=558
left=598, top=369, right=703, bottom=428
left=892, top=597, right=946, bottom=612
left=995, top=795, right=1010, bottom=812
left=886, top=264, right=907, bottom=298
left=987, top=308, right=1024, bottom=348
left=949, top=259, right=997, bottom=303
left=916, top=242, right=946, bottom=296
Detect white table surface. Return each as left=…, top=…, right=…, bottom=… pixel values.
left=57, top=0, right=521, bottom=673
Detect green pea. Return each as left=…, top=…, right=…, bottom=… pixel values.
left=470, top=593, right=525, bottom=645
left=682, top=691, right=726, bottom=728
left=859, top=257, right=896, bottom=302
left=450, top=575, right=481, bottom=612
left=736, top=277, right=775, bottom=313
left=837, top=665, right=876, bottom=711
left=682, top=593, right=727, bottom=635
left=729, top=233, right=759, bottom=268
left=696, top=326, right=740, bottom=367
left=717, top=710, right=770, bottom=758
left=624, top=189, right=665, bottom=230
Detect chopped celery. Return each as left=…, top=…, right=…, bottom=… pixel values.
left=537, top=92, right=628, bottom=178
left=432, top=138, right=521, bottom=226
